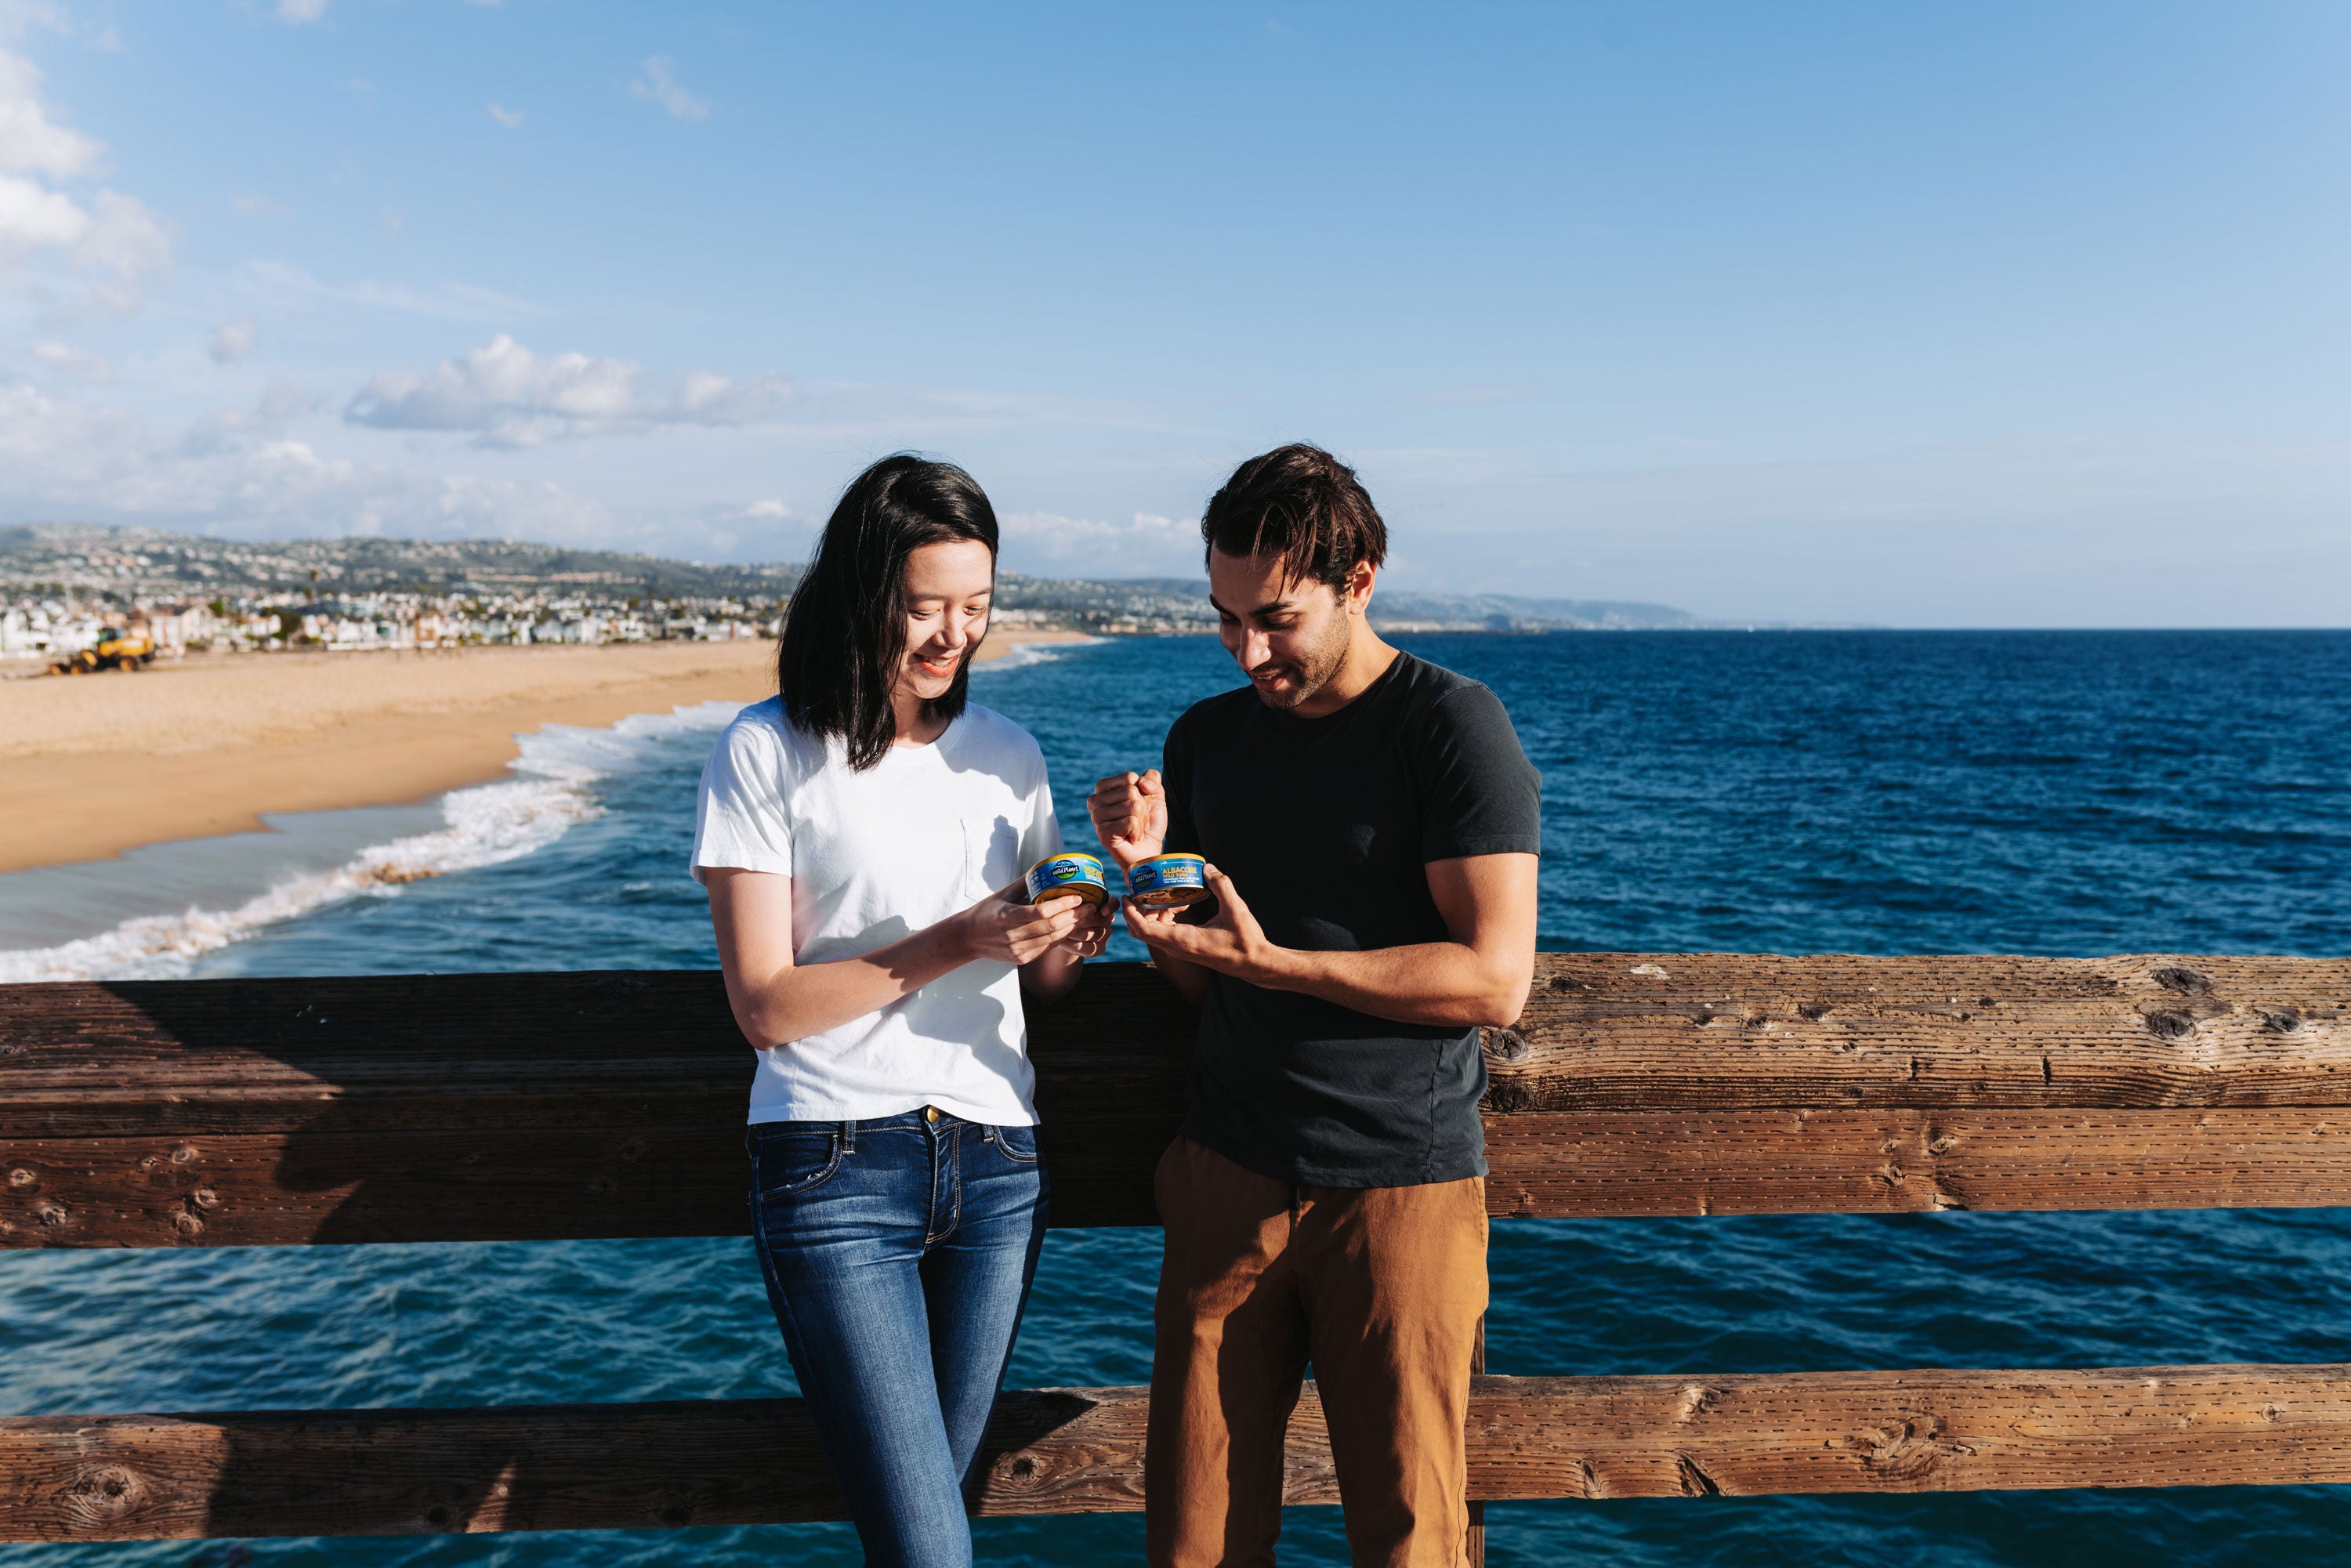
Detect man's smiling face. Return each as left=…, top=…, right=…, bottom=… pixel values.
left=1208, top=547, right=1359, bottom=712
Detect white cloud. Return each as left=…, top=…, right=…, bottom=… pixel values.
left=29, top=339, right=104, bottom=378
left=0, top=49, right=98, bottom=176
left=0, top=372, right=619, bottom=543
left=209, top=317, right=258, bottom=364
left=487, top=101, right=523, bottom=129
left=344, top=334, right=795, bottom=447
left=629, top=56, right=709, bottom=121
left=739, top=498, right=792, bottom=519
left=0, top=47, right=169, bottom=300
left=277, top=0, right=326, bottom=24
left=998, top=509, right=1201, bottom=577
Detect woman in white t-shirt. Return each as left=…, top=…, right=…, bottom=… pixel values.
left=691, top=455, right=1106, bottom=1568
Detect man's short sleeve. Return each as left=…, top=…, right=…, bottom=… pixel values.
left=690, top=719, right=795, bottom=885
left=1417, top=683, right=1543, bottom=863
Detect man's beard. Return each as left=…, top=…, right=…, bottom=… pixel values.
left=1252, top=618, right=1352, bottom=710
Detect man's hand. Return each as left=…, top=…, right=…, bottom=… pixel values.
left=1122, top=864, right=1283, bottom=984
left=1087, top=769, right=1168, bottom=869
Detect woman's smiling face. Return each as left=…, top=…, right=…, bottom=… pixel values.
left=897, top=538, right=995, bottom=704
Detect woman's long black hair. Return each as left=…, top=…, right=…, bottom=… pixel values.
left=777, top=454, right=1000, bottom=770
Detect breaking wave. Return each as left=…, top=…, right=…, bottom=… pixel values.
left=0, top=701, right=742, bottom=984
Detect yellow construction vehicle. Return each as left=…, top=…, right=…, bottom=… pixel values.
left=47, top=627, right=157, bottom=675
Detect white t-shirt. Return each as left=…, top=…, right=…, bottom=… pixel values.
left=690, top=697, right=1062, bottom=1127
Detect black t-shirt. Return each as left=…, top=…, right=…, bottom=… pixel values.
left=1161, top=650, right=1543, bottom=1187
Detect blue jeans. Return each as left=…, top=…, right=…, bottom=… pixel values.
left=748, top=1109, right=1049, bottom=1568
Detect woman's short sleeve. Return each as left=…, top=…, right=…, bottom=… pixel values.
left=690, top=719, right=795, bottom=885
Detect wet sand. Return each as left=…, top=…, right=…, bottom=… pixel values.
left=0, top=628, right=1093, bottom=874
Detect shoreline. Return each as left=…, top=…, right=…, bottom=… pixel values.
left=0, top=627, right=1096, bottom=876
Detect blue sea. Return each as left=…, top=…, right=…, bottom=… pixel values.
left=5, top=630, right=2351, bottom=1566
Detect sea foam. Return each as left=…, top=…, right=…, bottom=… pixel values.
left=0, top=700, right=743, bottom=984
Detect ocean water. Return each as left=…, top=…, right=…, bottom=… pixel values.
left=4, top=629, right=2351, bottom=1566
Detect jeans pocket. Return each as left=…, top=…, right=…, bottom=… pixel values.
left=988, top=1124, right=1041, bottom=1165
left=752, top=1125, right=844, bottom=1199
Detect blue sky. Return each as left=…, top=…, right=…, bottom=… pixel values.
left=1, top=1, right=2345, bottom=625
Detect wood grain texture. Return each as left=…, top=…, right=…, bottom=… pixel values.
left=7, top=956, right=2351, bottom=1246
left=10, top=1366, right=2351, bottom=1541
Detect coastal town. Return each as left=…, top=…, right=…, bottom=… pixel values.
left=0, top=520, right=1736, bottom=672
left=0, top=523, right=1200, bottom=668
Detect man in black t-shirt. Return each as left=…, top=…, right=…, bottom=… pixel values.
left=1089, top=444, right=1541, bottom=1568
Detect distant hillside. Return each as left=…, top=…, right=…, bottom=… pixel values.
left=0, top=523, right=799, bottom=601
left=1, top=523, right=1771, bottom=628
left=993, top=575, right=1719, bottom=631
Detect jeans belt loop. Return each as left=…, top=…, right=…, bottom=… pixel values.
left=840, top=1117, right=855, bottom=1155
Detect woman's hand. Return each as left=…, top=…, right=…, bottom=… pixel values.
left=1054, top=897, right=1113, bottom=960
left=957, top=881, right=1087, bottom=965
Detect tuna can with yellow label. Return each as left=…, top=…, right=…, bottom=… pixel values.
left=1023, top=852, right=1108, bottom=907
left=1126, top=853, right=1210, bottom=909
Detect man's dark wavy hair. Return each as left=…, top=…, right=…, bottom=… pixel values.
left=1200, top=443, right=1388, bottom=591
left=777, top=454, right=998, bottom=770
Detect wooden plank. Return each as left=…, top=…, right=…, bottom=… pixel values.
left=19, top=1105, right=2351, bottom=1247
left=10, top=1365, right=2351, bottom=1541
left=1495, top=952, right=2351, bottom=1111
left=9, top=958, right=2351, bottom=1246
left=7, top=957, right=2350, bottom=1134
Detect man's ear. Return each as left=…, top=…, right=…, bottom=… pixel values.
left=1345, top=558, right=1378, bottom=615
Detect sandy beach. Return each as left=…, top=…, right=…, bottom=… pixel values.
left=0, top=628, right=1095, bottom=875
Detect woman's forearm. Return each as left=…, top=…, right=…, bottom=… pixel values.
left=728, top=916, right=976, bottom=1048
left=1019, top=943, right=1085, bottom=1005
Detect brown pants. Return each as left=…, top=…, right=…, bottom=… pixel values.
left=1146, top=1137, right=1489, bottom=1568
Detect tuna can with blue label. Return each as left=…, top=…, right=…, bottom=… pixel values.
left=1126, top=853, right=1210, bottom=909
left=1023, top=852, right=1108, bottom=907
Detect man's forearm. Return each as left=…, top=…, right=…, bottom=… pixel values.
left=1250, top=940, right=1527, bottom=1029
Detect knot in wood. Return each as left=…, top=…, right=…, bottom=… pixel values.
left=617, top=1139, right=649, bottom=1162
left=1838, top=1414, right=1973, bottom=1480
left=1482, top=1027, right=1531, bottom=1064
left=191, top=1188, right=220, bottom=1210
left=63, top=1464, right=150, bottom=1527
left=2144, top=1010, right=2197, bottom=1040
left=1480, top=1080, right=1533, bottom=1114
left=1004, top=1454, right=1041, bottom=1484
left=5, top=1167, right=34, bottom=1188
left=2265, top=1009, right=2304, bottom=1034
left=168, top=1144, right=198, bottom=1165
left=2153, top=965, right=2213, bottom=996
left=586, top=1175, right=620, bottom=1195
left=1672, top=1452, right=1722, bottom=1496
left=34, top=1201, right=67, bottom=1226
left=173, top=1211, right=205, bottom=1234
left=1672, top=1384, right=1719, bottom=1423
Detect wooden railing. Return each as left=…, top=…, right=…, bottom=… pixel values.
left=3, top=954, right=2348, bottom=1541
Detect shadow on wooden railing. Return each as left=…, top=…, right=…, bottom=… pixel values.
left=2, top=954, right=2348, bottom=1541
